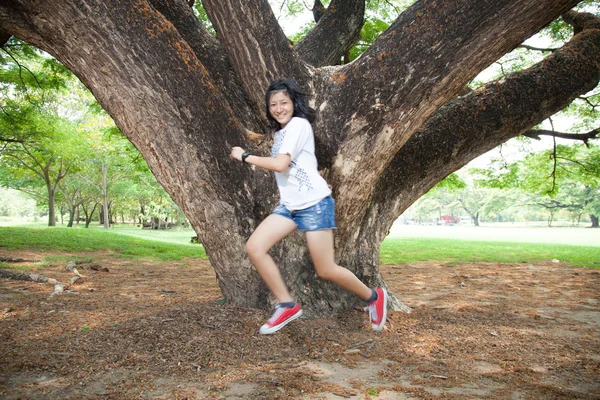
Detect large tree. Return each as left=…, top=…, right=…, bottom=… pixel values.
left=1, top=0, right=599, bottom=313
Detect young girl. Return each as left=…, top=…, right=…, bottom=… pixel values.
left=231, top=78, right=387, bottom=335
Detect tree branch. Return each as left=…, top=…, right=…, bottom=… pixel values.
left=550, top=132, right=558, bottom=193
left=312, top=0, right=326, bottom=23
left=522, top=128, right=599, bottom=145
left=518, top=44, right=559, bottom=52
left=3, top=144, right=47, bottom=182
left=0, top=136, right=24, bottom=143
left=148, top=0, right=262, bottom=130
left=201, top=0, right=311, bottom=114
left=322, top=0, right=581, bottom=237
left=0, top=27, right=10, bottom=46
left=563, top=10, right=600, bottom=34
left=295, top=0, right=365, bottom=67
left=578, top=93, right=599, bottom=110
left=361, top=9, right=600, bottom=242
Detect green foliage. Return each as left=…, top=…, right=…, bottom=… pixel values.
left=0, top=226, right=206, bottom=261
left=289, top=22, right=315, bottom=45
left=431, top=173, right=467, bottom=192
left=271, top=0, right=414, bottom=59
left=476, top=144, right=599, bottom=196
left=541, top=1, right=600, bottom=43
left=0, top=38, right=72, bottom=95
left=349, top=18, right=390, bottom=61
left=192, top=2, right=215, bottom=36
left=470, top=144, right=600, bottom=225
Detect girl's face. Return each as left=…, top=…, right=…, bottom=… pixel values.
left=269, top=91, right=294, bottom=128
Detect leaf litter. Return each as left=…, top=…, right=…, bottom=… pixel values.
left=0, top=250, right=598, bottom=399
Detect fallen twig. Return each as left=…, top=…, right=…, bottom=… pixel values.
left=366, top=340, right=376, bottom=353
left=348, top=339, right=374, bottom=349
left=256, top=380, right=279, bottom=386
left=430, top=375, right=448, bottom=380
left=331, top=390, right=353, bottom=398
left=0, top=256, right=39, bottom=263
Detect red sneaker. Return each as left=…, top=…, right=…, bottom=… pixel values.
left=259, top=304, right=303, bottom=335
left=366, top=288, right=388, bottom=331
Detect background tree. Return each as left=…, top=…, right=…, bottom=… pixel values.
left=474, top=144, right=600, bottom=227
left=0, top=39, right=83, bottom=226
left=0, top=108, right=80, bottom=226
left=1, top=0, right=599, bottom=313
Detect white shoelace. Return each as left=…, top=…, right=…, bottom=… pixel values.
left=365, top=303, right=378, bottom=322
left=268, top=306, right=286, bottom=324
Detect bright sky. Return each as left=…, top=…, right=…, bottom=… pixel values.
left=269, top=1, right=313, bottom=35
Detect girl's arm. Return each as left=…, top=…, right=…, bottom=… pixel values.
left=231, top=146, right=290, bottom=173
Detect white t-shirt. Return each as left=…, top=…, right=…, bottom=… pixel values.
left=271, top=117, right=332, bottom=210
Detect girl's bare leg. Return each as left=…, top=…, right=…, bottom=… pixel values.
left=246, top=214, right=298, bottom=303
left=305, top=229, right=372, bottom=301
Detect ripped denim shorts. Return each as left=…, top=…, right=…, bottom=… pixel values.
left=272, top=196, right=336, bottom=231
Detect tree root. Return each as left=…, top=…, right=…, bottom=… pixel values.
left=0, top=256, right=40, bottom=263
left=0, top=269, right=65, bottom=297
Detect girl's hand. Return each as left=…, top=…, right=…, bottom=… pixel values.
left=231, top=146, right=245, bottom=162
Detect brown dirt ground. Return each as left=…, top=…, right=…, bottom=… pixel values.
left=0, top=249, right=599, bottom=400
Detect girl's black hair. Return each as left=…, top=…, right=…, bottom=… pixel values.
left=265, top=78, right=315, bottom=130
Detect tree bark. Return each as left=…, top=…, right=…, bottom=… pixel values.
left=0, top=0, right=596, bottom=315
left=295, top=0, right=365, bottom=67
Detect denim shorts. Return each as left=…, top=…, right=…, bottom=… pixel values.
left=272, top=196, right=336, bottom=231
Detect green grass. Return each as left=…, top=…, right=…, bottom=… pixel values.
left=380, top=238, right=600, bottom=268
left=0, top=226, right=206, bottom=261
left=1, top=226, right=599, bottom=269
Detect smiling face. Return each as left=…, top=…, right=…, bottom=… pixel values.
left=268, top=90, right=294, bottom=128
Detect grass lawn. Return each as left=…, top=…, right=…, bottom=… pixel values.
left=0, top=225, right=206, bottom=262
left=380, top=237, right=600, bottom=268
left=1, top=224, right=599, bottom=268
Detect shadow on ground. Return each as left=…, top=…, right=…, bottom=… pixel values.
left=0, top=250, right=598, bottom=399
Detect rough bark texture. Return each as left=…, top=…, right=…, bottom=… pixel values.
left=0, top=27, right=10, bottom=46
left=0, top=0, right=597, bottom=314
left=295, top=0, right=365, bottom=67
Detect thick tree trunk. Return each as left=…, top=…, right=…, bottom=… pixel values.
left=590, top=215, right=599, bottom=228
left=1, top=0, right=597, bottom=315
